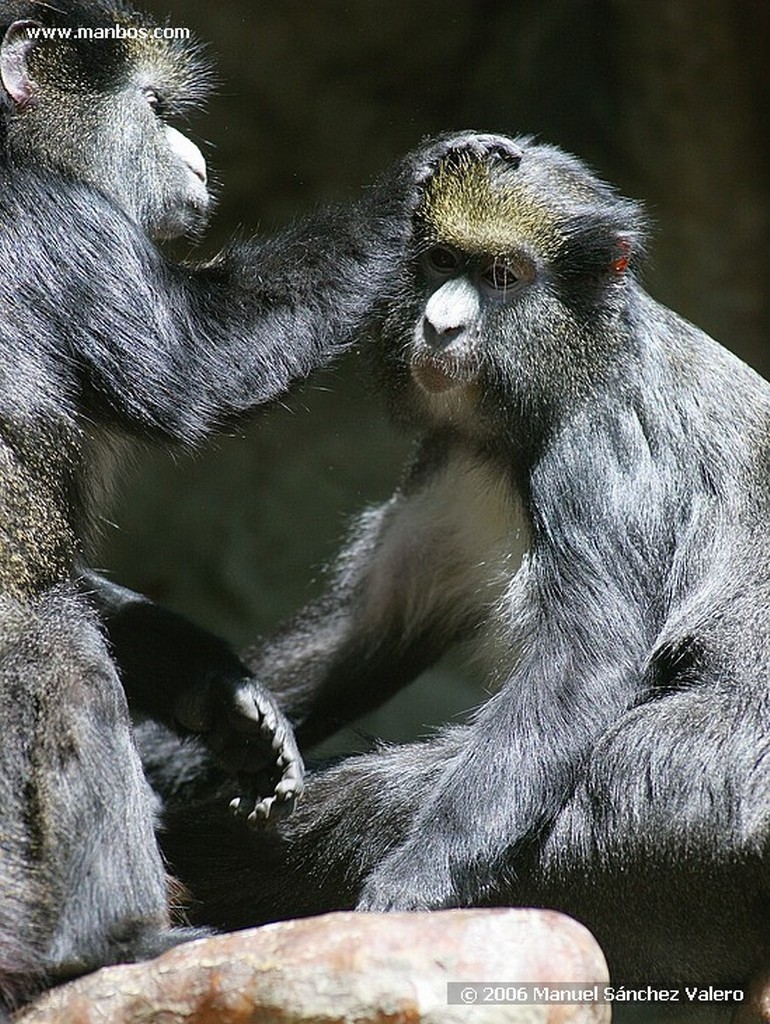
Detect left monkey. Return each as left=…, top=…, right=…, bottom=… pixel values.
left=0, top=0, right=519, bottom=1009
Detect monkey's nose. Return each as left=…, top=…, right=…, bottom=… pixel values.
left=186, top=148, right=208, bottom=185
left=423, top=318, right=464, bottom=350
left=423, top=277, right=480, bottom=349
left=166, top=125, right=208, bottom=185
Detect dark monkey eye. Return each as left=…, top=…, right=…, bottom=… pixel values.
left=425, top=244, right=462, bottom=274
left=481, top=258, right=519, bottom=292
left=144, top=89, right=166, bottom=115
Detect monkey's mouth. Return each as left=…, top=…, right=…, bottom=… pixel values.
left=153, top=195, right=211, bottom=241
left=410, top=354, right=478, bottom=394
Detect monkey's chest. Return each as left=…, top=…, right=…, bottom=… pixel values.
left=373, top=450, right=530, bottom=653
left=434, top=454, right=531, bottom=684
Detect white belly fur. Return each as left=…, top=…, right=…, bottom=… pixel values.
left=360, top=448, right=531, bottom=671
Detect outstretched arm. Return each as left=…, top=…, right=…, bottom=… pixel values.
left=9, top=133, right=521, bottom=445
left=239, top=437, right=500, bottom=752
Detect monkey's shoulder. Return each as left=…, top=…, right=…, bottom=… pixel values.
left=0, top=168, right=144, bottom=252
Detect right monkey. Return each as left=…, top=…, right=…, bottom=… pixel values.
left=158, top=138, right=770, bottom=987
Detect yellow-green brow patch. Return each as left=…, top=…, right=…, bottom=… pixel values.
left=419, top=157, right=564, bottom=261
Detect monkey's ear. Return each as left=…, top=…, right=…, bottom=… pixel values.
left=1, top=21, right=41, bottom=108
left=610, top=236, right=633, bottom=275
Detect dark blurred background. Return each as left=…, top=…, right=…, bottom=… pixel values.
left=101, top=0, right=770, bottom=750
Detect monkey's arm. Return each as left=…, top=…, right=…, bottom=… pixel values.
left=9, top=134, right=519, bottom=445
left=83, top=572, right=304, bottom=819
left=353, top=421, right=668, bottom=911
left=356, top=597, right=661, bottom=913
left=356, top=633, right=639, bottom=911
left=240, top=499, right=455, bottom=754
left=239, top=440, right=493, bottom=756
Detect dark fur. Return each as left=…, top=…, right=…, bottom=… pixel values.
left=0, top=0, right=515, bottom=1007
left=152, top=139, right=770, bottom=988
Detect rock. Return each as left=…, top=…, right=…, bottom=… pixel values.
left=735, top=965, right=770, bottom=1024
left=14, top=908, right=610, bottom=1024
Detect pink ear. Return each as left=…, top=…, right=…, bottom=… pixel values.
left=1, top=21, right=42, bottom=107
left=610, top=237, right=632, bottom=275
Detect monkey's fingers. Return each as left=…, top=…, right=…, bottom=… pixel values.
left=444, top=131, right=523, bottom=164
left=414, top=131, right=523, bottom=185
left=218, top=681, right=305, bottom=826
left=229, top=764, right=304, bottom=829
left=223, top=682, right=305, bottom=779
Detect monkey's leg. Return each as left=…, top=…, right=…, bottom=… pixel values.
left=156, top=684, right=769, bottom=991
left=0, top=586, right=203, bottom=1007
left=155, top=734, right=459, bottom=929
left=532, top=680, right=770, bottom=986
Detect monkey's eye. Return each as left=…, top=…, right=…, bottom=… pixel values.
left=424, top=244, right=462, bottom=275
left=144, top=89, right=167, bottom=116
left=481, top=258, right=520, bottom=294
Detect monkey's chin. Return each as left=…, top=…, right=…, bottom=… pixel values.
left=152, top=198, right=210, bottom=241
left=410, top=360, right=474, bottom=394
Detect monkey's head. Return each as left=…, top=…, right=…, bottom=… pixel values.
left=377, top=137, right=647, bottom=446
left=0, top=0, right=212, bottom=239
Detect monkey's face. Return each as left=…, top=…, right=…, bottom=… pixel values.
left=378, top=144, right=645, bottom=439
left=94, top=75, right=211, bottom=240
left=389, top=237, right=534, bottom=434
left=411, top=241, right=534, bottom=393
left=0, top=3, right=212, bottom=240
left=391, top=153, right=547, bottom=434
left=375, top=210, right=535, bottom=437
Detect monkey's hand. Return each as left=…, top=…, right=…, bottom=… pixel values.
left=366, top=131, right=522, bottom=241
left=81, top=572, right=304, bottom=823
left=410, top=130, right=524, bottom=187
left=173, top=677, right=305, bottom=826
